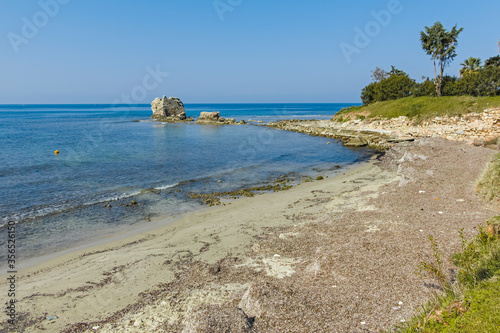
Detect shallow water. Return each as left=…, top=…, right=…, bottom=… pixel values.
left=0, top=103, right=372, bottom=265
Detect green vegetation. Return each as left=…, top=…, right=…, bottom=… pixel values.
left=460, top=57, right=482, bottom=77
left=477, top=152, right=500, bottom=204
left=361, top=67, right=416, bottom=105
left=399, top=154, right=500, bottom=332
left=355, top=22, right=499, bottom=107
left=420, top=22, right=463, bottom=97
left=335, top=95, right=500, bottom=121
left=401, top=278, right=500, bottom=332
left=400, top=216, right=500, bottom=332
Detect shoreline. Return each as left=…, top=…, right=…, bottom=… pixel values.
left=267, top=106, right=500, bottom=150
left=3, top=159, right=372, bottom=274
left=1, top=159, right=382, bottom=332
left=1, top=138, right=498, bottom=332
left=2, top=160, right=369, bottom=273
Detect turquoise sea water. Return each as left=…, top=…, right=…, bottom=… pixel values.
left=0, top=103, right=372, bottom=265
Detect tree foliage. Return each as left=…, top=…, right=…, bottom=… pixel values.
left=371, top=67, right=389, bottom=82
left=361, top=67, right=415, bottom=105
left=413, top=78, right=436, bottom=97
left=420, top=22, right=463, bottom=97
left=359, top=28, right=500, bottom=104
left=460, top=57, right=482, bottom=77
left=485, top=55, right=500, bottom=68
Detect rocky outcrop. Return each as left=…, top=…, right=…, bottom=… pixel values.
left=267, top=119, right=412, bottom=150
left=151, top=96, right=192, bottom=122
left=196, top=111, right=238, bottom=125
left=267, top=107, right=500, bottom=151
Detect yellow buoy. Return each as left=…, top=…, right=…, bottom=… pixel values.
left=54, top=150, right=60, bottom=155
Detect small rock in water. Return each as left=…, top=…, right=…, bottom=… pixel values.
left=131, top=200, right=137, bottom=205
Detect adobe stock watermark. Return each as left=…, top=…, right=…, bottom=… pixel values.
left=339, top=0, right=406, bottom=63
left=213, top=0, right=244, bottom=21
left=7, top=0, right=72, bottom=54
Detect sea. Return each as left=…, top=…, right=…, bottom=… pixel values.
left=0, top=103, right=374, bottom=268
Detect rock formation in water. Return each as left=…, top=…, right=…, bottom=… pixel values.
left=151, top=96, right=191, bottom=122
left=195, top=111, right=238, bottom=125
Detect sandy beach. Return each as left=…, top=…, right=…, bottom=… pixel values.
left=1, top=137, right=498, bottom=333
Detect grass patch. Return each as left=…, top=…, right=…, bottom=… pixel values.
left=399, top=215, right=500, bottom=332
left=334, top=96, right=500, bottom=121
left=477, top=153, right=500, bottom=205
left=402, top=279, right=500, bottom=333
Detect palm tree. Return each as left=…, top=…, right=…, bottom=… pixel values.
left=459, top=57, right=482, bottom=76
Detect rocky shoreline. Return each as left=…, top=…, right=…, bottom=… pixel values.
left=267, top=107, right=500, bottom=151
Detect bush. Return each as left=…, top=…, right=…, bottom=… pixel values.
left=363, top=55, right=500, bottom=105
left=413, top=78, right=436, bottom=97
left=361, top=67, right=416, bottom=105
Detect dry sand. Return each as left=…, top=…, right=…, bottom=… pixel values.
left=1, top=138, right=498, bottom=333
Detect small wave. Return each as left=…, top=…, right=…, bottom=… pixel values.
left=1, top=184, right=179, bottom=227
left=1, top=191, right=142, bottom=227
left=82, top=191, right=143, bottom=207
left=155, top=183, right=178, bottom=190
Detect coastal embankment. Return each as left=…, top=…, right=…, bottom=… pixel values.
left=1, top=136, right=497, bottom=332
left=267, top=107, right=500, bottom=150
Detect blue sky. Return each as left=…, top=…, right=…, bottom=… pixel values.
left=0, top=0, right=499, bottom=104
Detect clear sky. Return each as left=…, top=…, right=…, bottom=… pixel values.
left=0, top=0, right=499, bottom=104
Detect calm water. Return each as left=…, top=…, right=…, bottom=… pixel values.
left=0, top=103, right=371, bottom=265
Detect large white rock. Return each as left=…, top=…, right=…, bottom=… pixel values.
left=151, top=96, right=186, bottom=120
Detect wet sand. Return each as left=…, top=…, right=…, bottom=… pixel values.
left=1, top=138, right=498, bottom=332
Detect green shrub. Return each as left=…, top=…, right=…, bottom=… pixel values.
left=361, top=67, right=416, bottom=105
left=413, top=78, right=437, bottom=97
left=401, top=217, right=500, bottom=332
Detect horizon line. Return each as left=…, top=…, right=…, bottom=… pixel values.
left=0, top=102, right=361, bottom=106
